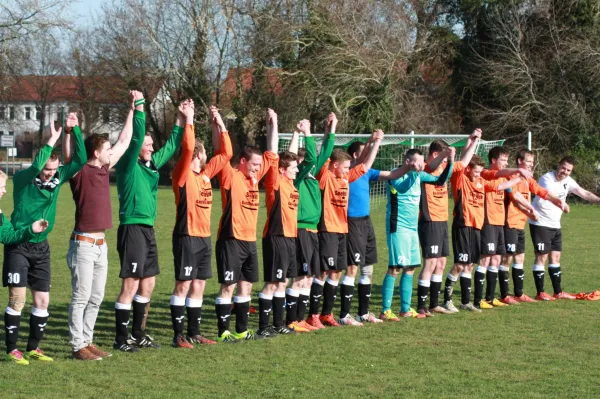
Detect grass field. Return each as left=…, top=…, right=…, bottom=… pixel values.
left=1, top=179, right=600, bottom=399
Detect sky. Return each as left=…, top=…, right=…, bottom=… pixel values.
left=68, top=0, right=106, bottom=25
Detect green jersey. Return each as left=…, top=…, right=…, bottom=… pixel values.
left=0, top=212, right=34, bottom=244
left=10, top=126, right=86, bottom=243
left=115, top=111, right=184, bottom=226
left=296, top=133, right=335, bottom=230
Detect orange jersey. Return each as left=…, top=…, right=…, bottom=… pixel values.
left=172, top=125, right=233, bottom=237
left=218, top=151, right=277, bottom=242
left=420, top=161, right=449, bottom=222
left=480, top=169, right=507, bottom=226
left=317, top=161, right=367, bottom=234
left=451, top=162, right=503, bottom=230
left=506, top=176, right=549, bottom=229
left=262, top=159, right=299, bottom=238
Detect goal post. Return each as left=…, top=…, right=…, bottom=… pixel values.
left=278, top=133, right=505, bottom=209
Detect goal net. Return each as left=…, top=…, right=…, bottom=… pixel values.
left=278, top=133, right=505, bottom=209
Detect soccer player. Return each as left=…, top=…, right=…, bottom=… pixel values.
left=529, top=156, right=600, bottom=300
left=294, top=114, right=336, bottom=331
left=442, top=131, right=524, bottom=312
left=1, top=172, right=49, bottom=366
left=500, top=149, right=564, bottom=303
left=474, top=146, right=539, bottom=309
left=169, top=103, right=232, bottom=347
left=417, top=140, right=454, bottom=316
left=315, top=130, right=382, bottom=327
left=381, top=148, right=454, bottom=320
left=3, top=115, right=86, bottom=363
left=64, top=91, right=137, bottom=360
left=341, top=138, right=427, bottom=325
left=257, top=111, right=310, bottom=336
left=213, top=119, right=277, bottom=342
left=113, top=94, right=185, bottom=352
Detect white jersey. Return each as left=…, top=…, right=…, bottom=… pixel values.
left=530, top=171, right=579, bottom=229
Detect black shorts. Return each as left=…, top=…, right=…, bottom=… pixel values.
left=347, top=216, right=378, bottom=266
left=480, top=224, right=506, bottom=255
left=215, top=239, right=259, bottom=284
left=3, top=240, right=51, bottom=292
left=172, top=235, right=212, bottom=281
left=452, top=226, right=481, bottom=265
left=418, top=221, right=450, bottom=258
left=504, top=227, right=525, bottom=254
left=296, top=229, right=319, bottom=276
left=117, top=224, right=159, bottom=278
left=529, top=224, right=562, bottom=255
left=263, top=236, right=296, bottom=282
left=318, top=232, right=347, bottom=272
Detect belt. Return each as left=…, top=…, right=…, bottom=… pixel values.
left=71, top=234, right=105, bottom=246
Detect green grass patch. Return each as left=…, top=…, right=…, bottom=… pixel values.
left=1, top=180, right=600, bottom=398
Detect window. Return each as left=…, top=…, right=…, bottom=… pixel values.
left=102, top=107, right=110, bottom=123
left=0, top=131, right=4, bottom=135
left=9, top=107, right=15, bottom=120
left=35, top=106, right=41, bottom=120
left=0, top=107, right=4, bottom=120
left=25, top=107, right=31, bottom=120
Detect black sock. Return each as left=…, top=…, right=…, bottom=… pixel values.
left=485, top=269, right=498, bottom=302
left=308, top=281, right=324, bottom=315
left=339, top=283, right=354, bottom=319
left=132, top=300, right=147, bottom=339
left=170, top=305, right=185, bottom=337
left=297, top=292, right=309, bottom=321
left=186, top=306, right=202, bottom=337
left=234, top=300, right=250, bottom=334
left=499, top=269, right=510, bottom=299
left=357, top=284, right=371, bottom=316
left=4, top=312, right=21, bottom=353
left=273, top=295, right=285, bottom=328
left=321, top=281, right=338, bottom=315
left=549, top=266, right=562, bottom=295
left=285, top=292, right=299, bottom=325
left=258, top=296, right=272, bottom=330
left=474, top=270, right=485, bottom=305
left=430, top=279, right=442, bottom=309
left=115, top=308, right=130, bottom=343
left=533, top=268, right=545, bottom=295
left=26, top=314, right=48, bottom=352
left=512, top=267, right=525, bottom=297
left=444, top=276, right=457, bottom=303
left=417, top=283, right=429, bottom=311
left=215, top=303, right=231, bottom=336
left=460, top=275, right=472, bottom=305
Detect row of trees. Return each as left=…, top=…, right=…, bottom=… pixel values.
left=2, top=0, right=600, bottom=185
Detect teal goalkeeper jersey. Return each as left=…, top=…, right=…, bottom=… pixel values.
left=386, top=163, right=452, bottom=233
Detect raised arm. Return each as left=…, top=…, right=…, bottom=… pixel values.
left=315, top=113, right=337, bottom=173
left=14, top=120, right=62, bottom=188
left=460, top=129, right=481, bottom=166
left=293, top=120, right=314, bottom=185
left=360, top=129, right=384, bottom=171
left=172, top=101, right=194, bottom=188
left=266, top=108, right=278, bottom=153
left=571, top=186, right=600, bottom=204
left=152, top=107, right=185, bottom=170
left=115, top=95, right=146, bottom=171
left=489, top=167, right=532, bottom=180
left=204, top=108, right=233, bottom=179
left=288, top=131, right=300, bottom=155
left=62, top=113, right=79, bottom=164
left=419, top=160, right=453, bottom=186
left=357, top=136, right=374, bottom=165
left=109, top=91, right=137, bottom=168
left=389, top=171, right=419, bottom=194
left=497, top=176, right=522, bottom=191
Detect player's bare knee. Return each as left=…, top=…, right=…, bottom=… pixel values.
left=173, top=280, right=191, bottom=297
left=8, top=288, right=26, bottom=313
left=359, top=264, right=373, bottom=283
left=387, top=267, right=400, bottom=277
left=236, top=280, right=253, bottom=297
left=346, top=265, right=358, bottom=278
left=328, top=271, right=341, bottom=281
left=549, top=251, right=561, bottom=265
left=31, top=291, right=49, bottom=310
left=218, top=283, right=235, bottom=298
left=403, top=267, right=416, bottom=275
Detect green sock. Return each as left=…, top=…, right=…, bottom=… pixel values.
left=382, top=274, right=396, bottom=312
left=400, top=273, right=414, bottom=313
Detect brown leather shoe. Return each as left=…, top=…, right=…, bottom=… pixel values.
left=72, top=347, right=102, bottom=361
left=87, top=344, right=112, bottom=358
